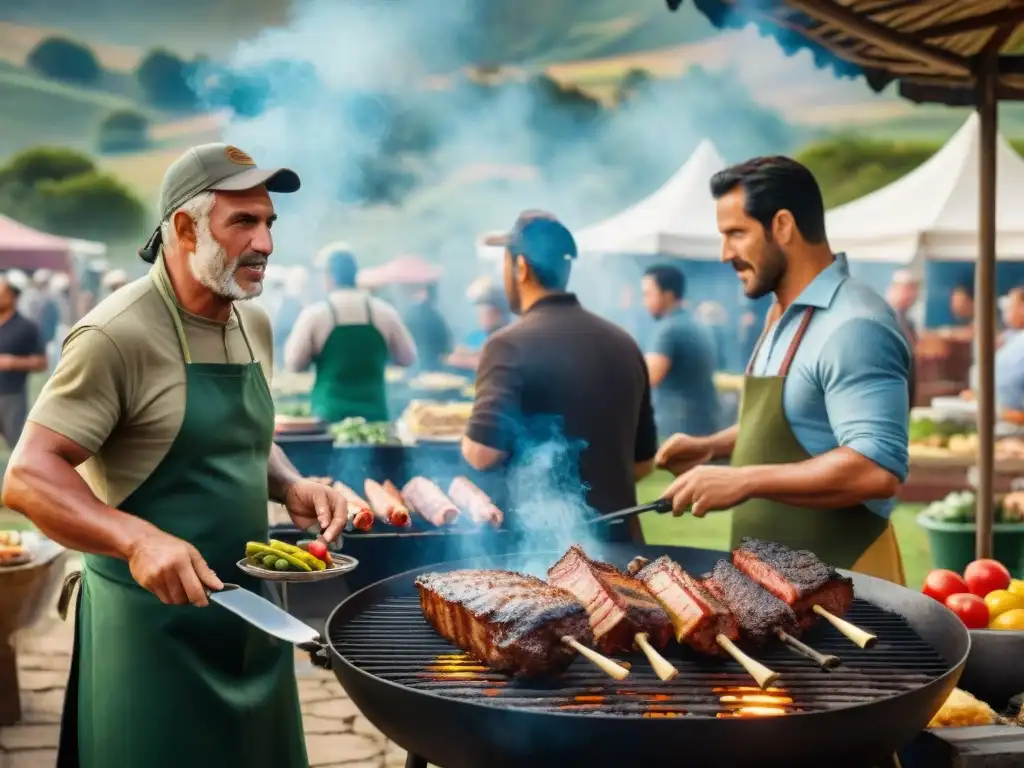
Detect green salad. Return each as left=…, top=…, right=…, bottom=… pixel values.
left=330, top=417, right=398, bottom=446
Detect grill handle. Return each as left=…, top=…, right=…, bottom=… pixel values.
left=300, top=639, right=332, bottom=669
left=588, top=498, right=672, bottom=526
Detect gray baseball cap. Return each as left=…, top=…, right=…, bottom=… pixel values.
left=138, top=143, right=300, bottom=263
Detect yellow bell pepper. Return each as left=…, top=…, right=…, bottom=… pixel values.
left=1007, top=579, right=1024, bottom=598
left=984, top=589, right=1024, bottom=620
left=989, top=608, right=1024, bottom=630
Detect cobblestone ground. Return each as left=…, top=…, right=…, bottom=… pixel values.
left=1, top=600, right=415, bottom=768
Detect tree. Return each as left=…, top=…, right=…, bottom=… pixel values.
left=0, top=147, right=146, bottom=244
left=27, top=37, right=101, bottom=85
left=136, top=49, right=198, bottom=110
left=31, top=172, right=147, bottom=242
left=97, top=109, right=150, bottom=153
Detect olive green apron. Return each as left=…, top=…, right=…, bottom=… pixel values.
left=56, top=272, right=306, bottom=767
left=729, top=307, right=906, bottom=584
left=310, top=295, right=389, bottom=423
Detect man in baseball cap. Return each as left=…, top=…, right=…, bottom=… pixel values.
left=464, top=210, right=658, bottom=541
left=13, top=142, right=349, bottom=768
left=138, top=142, right=300, bottom=263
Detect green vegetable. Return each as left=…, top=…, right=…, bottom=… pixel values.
left=329, top=417, right=397, bottom=446
left=262, top=554, right=278, bottom=567
left=269, top=539, right=326, bottom=571
left=245, top=541, right=312, bottom=572
left=274, top=558, right=290, bottom=571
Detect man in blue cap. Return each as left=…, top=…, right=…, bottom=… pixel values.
left=463, top=211, right=657, bottom=541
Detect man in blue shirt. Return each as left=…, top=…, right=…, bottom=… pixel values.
left=655, top=156, right=911, bottom=583
left=641, top=264, right=720, bottom=441
left=995, top=286, right=1024, bottom=417
left=448, top=288, right=510, bottom=371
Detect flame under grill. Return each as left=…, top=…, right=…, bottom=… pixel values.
left=330, top=596, right=950, bottom=718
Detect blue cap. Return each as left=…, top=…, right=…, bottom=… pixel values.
left=483, top=210, right=577, bottom=276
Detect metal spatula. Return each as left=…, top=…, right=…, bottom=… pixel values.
left=207, top=584, right=320, bottom=646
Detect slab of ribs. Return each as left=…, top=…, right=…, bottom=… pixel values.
left=416, top=569, right=593, bottom=677
left=547, top=545, right=673, bottom=655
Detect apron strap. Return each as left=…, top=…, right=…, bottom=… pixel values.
left=325, top=297, right=341, bottom=326
left=778, top=307, right=816, bottom=377
left=150, top=267, right=257, bottom=365
left=57, top=569, right=82, bottom=621
left=363, top=295, right=374, bottom=326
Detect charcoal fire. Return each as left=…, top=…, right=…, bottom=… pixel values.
left=548, top=546, right=680, bottom=680
left=415, top=569, right=628, bottom=679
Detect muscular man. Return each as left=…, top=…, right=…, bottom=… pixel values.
left=4, top=143, right=350, bottom=768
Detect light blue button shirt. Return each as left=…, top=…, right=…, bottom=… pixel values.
left=996, top=331, right=1024, bottom=411
left=749, top=254, right=912, bottom=517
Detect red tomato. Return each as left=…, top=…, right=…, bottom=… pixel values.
left=307, top=540, right=328, bottom=563
left=945, top=593, right=990, bottom=629
left=964, top=559, right=1011, bottom=597
left=922, top=569, right=970, bottom=603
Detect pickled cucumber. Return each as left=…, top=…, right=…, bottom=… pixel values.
left=244, top=542, right=312, bottom=572
left=274, top=558, right=290, bottom=571
left=269, top=539, right=326, bottom=571
left=262, top=554, right=278, bottom=568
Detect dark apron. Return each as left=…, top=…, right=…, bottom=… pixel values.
left=310, top=296, right=390, bottom=423
left=728, top=306, right=906, bottom=584
left=56, top=272, right=307, bottom=767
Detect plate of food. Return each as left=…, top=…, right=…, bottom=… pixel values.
left=238, top=539, right=358, bottom=582
left=0, top=530, right=33, bottom=567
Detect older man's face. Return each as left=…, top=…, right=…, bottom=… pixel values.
left=190, top=187, right=276, bottom=300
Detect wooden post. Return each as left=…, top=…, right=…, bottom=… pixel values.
left=975, top=51, right=998, bottom=560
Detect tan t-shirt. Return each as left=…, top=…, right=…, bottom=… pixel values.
left=28, top=256, right=274, bottom=508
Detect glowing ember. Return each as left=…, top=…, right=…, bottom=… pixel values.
left=715, top=686, right=794, bottom=718
left=717, top=707, right=788, bottom=718
left=574, top=695, right=604, bottom=703
left=643, top=711, right=685, bottom=718
left=719, top=694, right=793, bottom=706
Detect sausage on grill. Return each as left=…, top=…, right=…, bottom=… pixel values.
left=403, top=477, right=459, bottom=526
left=448, top=477, right=503, bottom=528
left=416, top=569, right=593, bottom=677
left=333, top=481, right=374, bottom=531
left=364, top=479, right=411, bottom=527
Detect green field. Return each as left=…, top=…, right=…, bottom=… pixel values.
left=635, top=471, right=933, bottom=590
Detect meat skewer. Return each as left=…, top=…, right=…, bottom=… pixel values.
left=383, top=479, right=403, bottom=502
left=402, top=477, right=459, bottom=526
left=447, top=477, right=503, bottom=528
left=704, top=561, right=841, bottom=672
left=631, top=556, right=782, bottom=688
left=332, top=481, right=375, bottom=531
left=732, top=538, right=876, bottom=649
left=364, top=479, right=412, bottom=527
left=415, top=569, right=628, bottom=679
left=549, top=546, right=679, bottom=681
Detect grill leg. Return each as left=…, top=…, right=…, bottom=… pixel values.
left=404, top=754, right=428, bottom=768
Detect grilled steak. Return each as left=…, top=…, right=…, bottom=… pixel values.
left=416, top=569, right=592, bottom=677
left=732, top=538, right=854, bottom=631
left=635, top=556, right=738, bottom=656
left=548, top=545, right=673, bottom=654
left=704, top=561, right=798, bottom=645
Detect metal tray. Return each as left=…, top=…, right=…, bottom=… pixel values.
left=236, top=555, right=359, bottom=582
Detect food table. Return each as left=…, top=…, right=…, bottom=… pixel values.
left=0, top=534, right=67, bottom=725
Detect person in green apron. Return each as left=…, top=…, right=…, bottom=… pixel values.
left=284, top=247, right=417, bottom=423
left=2, top=143, right=352, bottom=767
left=655, top=157, right=911, bottom=583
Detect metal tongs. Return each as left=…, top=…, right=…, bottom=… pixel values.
left=587, top=498, right=673, bottom=526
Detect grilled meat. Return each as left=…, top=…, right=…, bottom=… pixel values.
left=416, top=569, right=592, bottom=677
left=732, top=538, right=854, bottom=631
left=704, top=561, right=798, bottom=645
left=635, top=556, right=739, bottom=656
left=334, top=482, right=374, bottom=531
left=448, top=477, right=503, bottom=528
left=403, top=477, right=459, bottom=526
left=364, top=479, right=411, bottom=527
left=548, top=545, right=673, bottom=654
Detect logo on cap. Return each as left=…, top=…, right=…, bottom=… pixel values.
left=225, top=146, right=255, bottom=166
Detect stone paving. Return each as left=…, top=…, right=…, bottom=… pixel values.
left=0, top=606, right=414, bottom=768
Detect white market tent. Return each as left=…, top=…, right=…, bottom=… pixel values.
left=475, top=139, right=727, bottom=261
left=827, top=113, right=1024, bottom=264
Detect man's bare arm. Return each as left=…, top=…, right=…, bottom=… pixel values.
left=2, top=423, right=156, bottom=559
left=2, top=354, right=47, bottom=372
left=739, top=447, right=899, bottom=508
left=267, top=442, right=302, bottom=504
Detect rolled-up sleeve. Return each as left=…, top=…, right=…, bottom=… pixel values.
left=819, top=317, right=911, bottom=482
left=465, top=336, right=521, bottom=452
left=283, top=306, right=320, bottom=373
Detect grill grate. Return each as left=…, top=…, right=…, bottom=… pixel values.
left=331, top=596, right=951, bottom=719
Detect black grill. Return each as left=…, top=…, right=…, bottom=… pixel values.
left=331, top=595, right=950, bottom=718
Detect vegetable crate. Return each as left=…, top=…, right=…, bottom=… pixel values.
left=917, top=514, right=1024, bottom=578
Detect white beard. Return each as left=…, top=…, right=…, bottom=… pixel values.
left=188, top=225, right=263, bottom=301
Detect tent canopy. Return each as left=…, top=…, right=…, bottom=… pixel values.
left=475, top=139, right=727, bottom=261
left=0, top=215, right=105, bottom=272
left=827, top=114, right=1024, bottom=264
left=357, top=255, right=442, bottom=288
